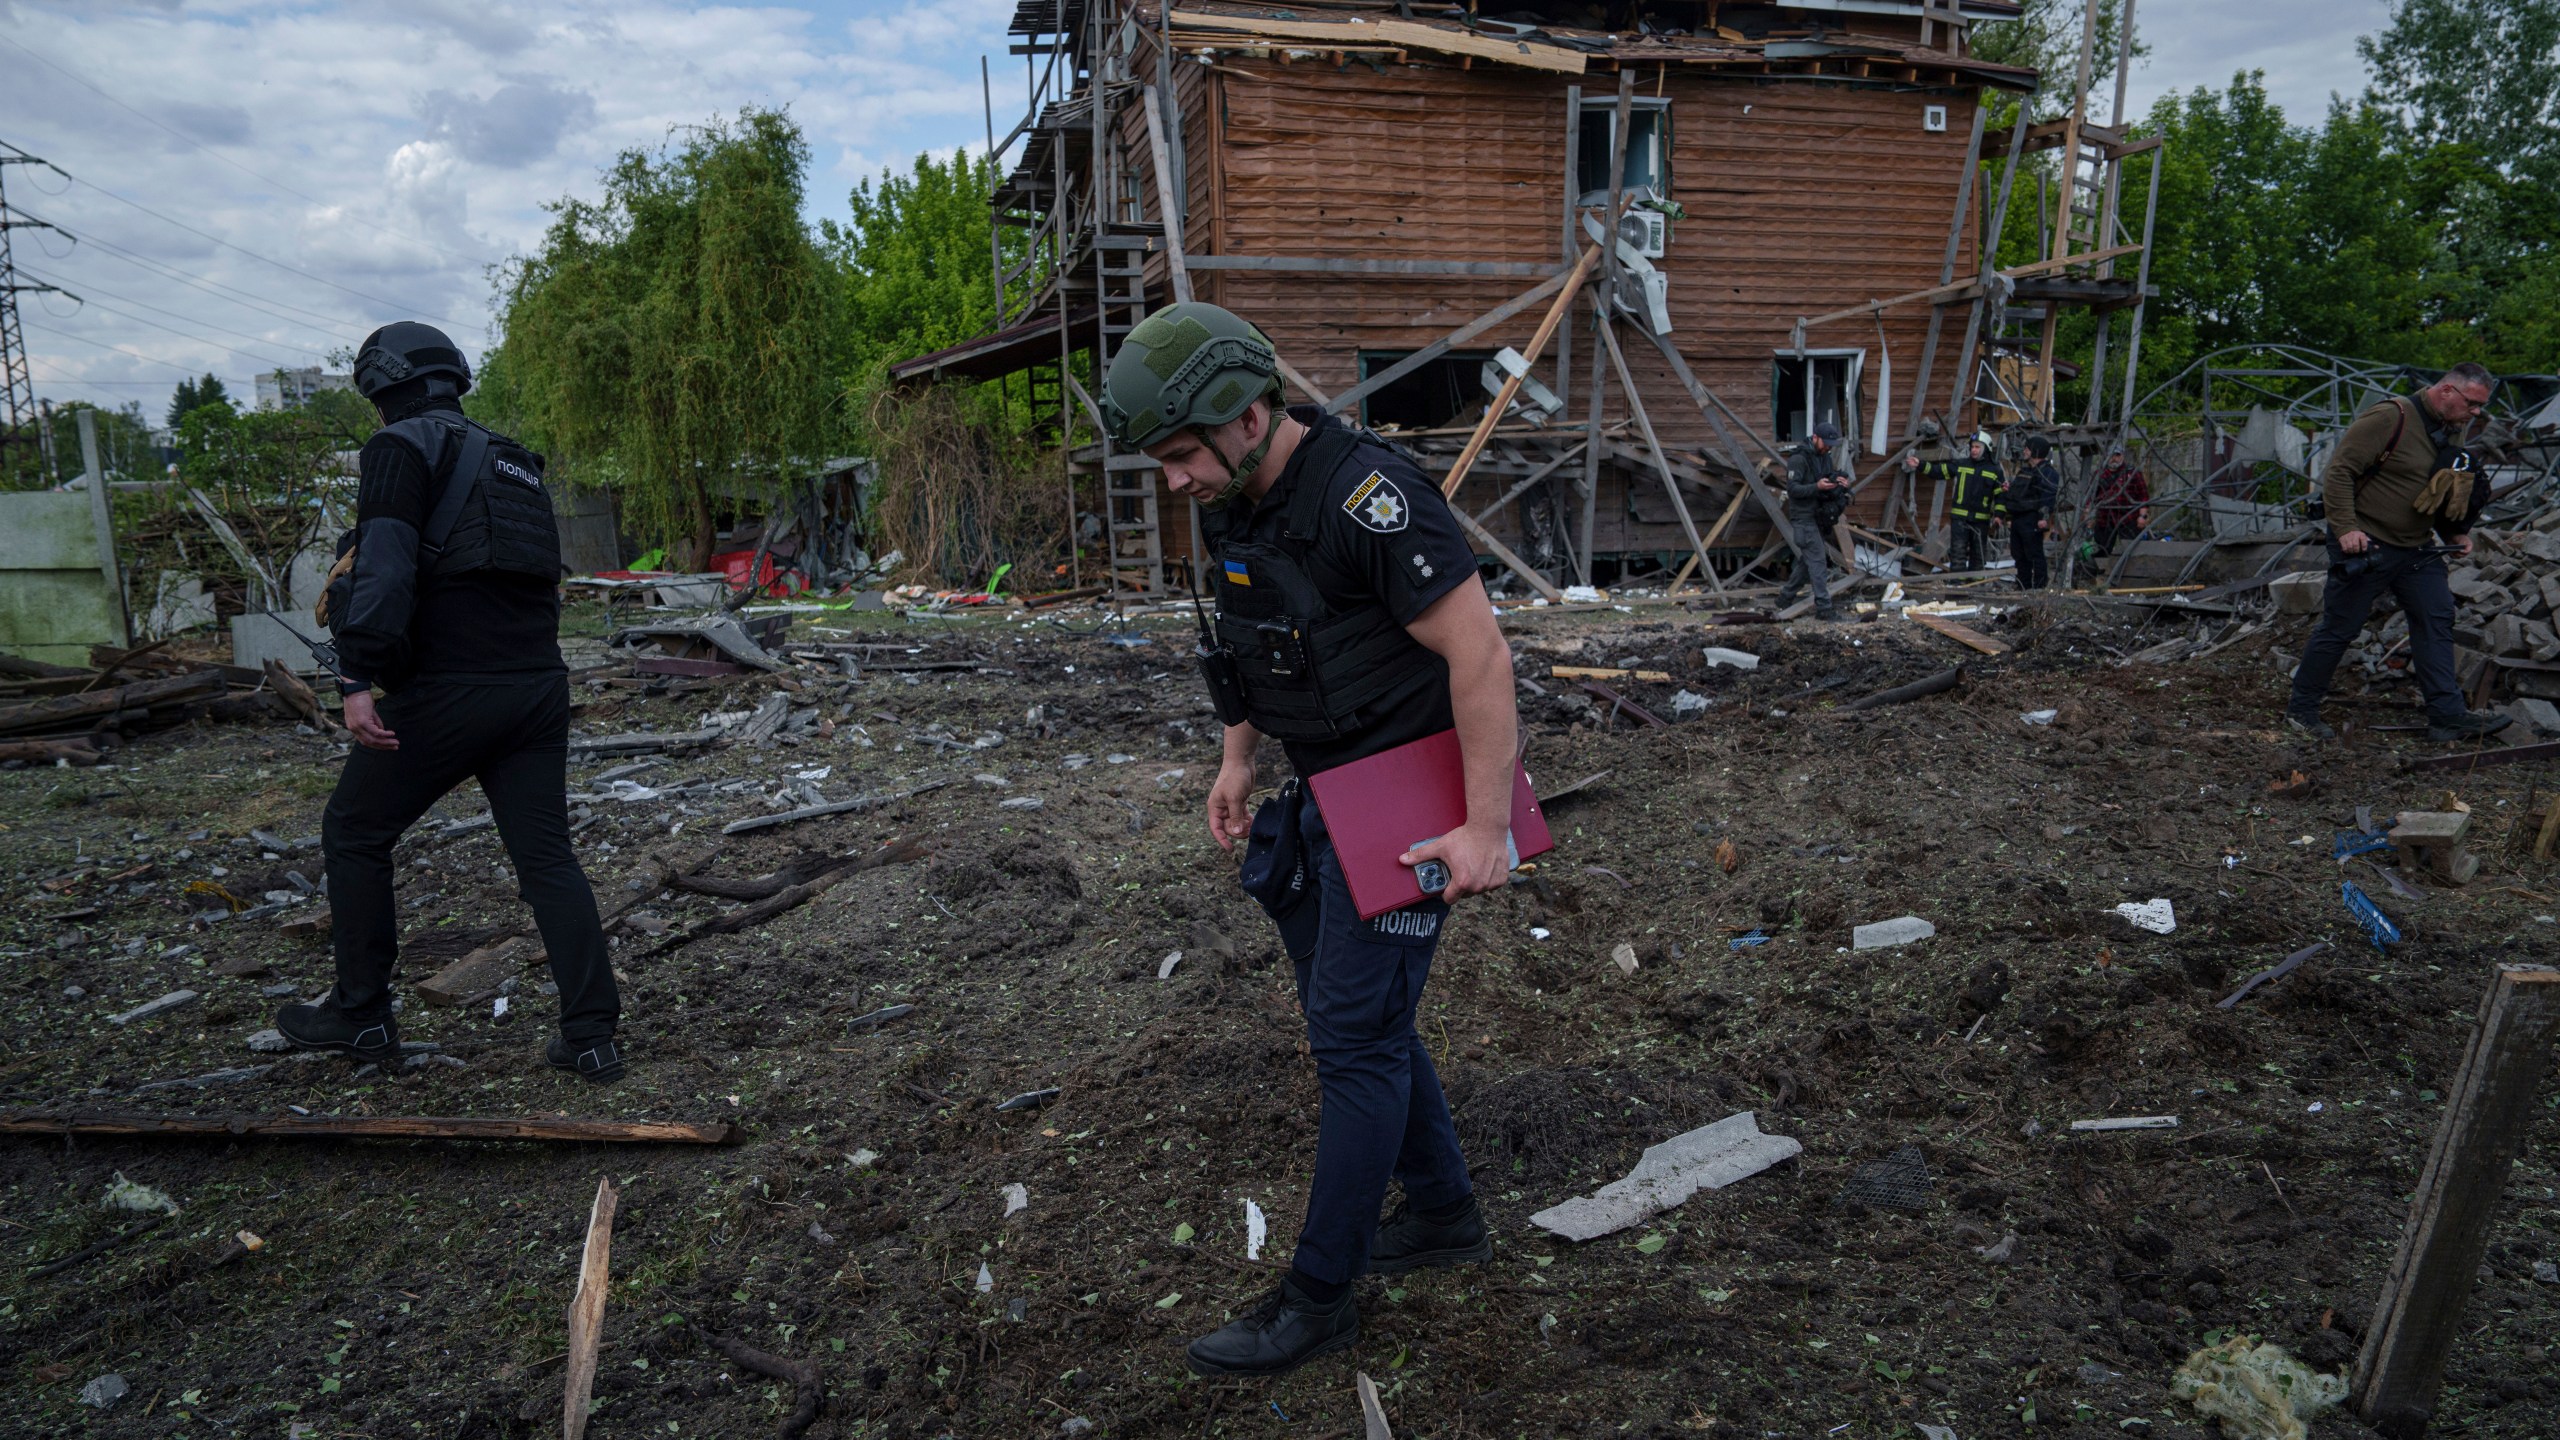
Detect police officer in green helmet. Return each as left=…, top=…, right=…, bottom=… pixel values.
left=1106, top=302, right=1518, bottom=1378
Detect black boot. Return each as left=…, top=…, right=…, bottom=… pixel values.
left=1369, top=1195, right=1492, bottom=1276
left=1184, top=1276, right=1358, bottom=1378
left=2427, top=710, right=2514, bottom=744
left=546, top=1034, right=626, bottom=1084
left=275, top=1001, right=400, bottom=1064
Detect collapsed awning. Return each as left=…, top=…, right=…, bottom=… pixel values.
left=887, top=307, right=1099, bottom=387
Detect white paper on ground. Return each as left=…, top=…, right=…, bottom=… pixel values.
left=2112, top=898, right=2177, bottom=933
left=1356, top=1373, right=1392, bottom=1440
left=1528, top=1111, right=1802, bottom=1241
left=1001, top=1183, right=1028, bottom=1216
left=1244, top=1199, right=1267, bottom=1261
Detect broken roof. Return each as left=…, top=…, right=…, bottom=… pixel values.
left=1137, top=3, right=2036, bottom=88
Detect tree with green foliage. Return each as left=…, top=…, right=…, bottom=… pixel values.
left=167, top=373, right=232, bottom=428
left=168, top=397, right=371, bottom=610
left=480, top=108, right=839, bottom=567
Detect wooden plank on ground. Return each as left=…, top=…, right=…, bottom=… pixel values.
left=0, top=1111, right=742, bottom=1144
left=2353, top=965, right=2560, bottom=1435
left=1551, top=666, right=1672, bottom=683
left=1908, top=610, right=2011, bottom=655
left=0, top=669, right=225, bottom=736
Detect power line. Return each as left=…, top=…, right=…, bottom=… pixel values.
left=18, top=260, right=334, bottom=362
left=0, top=31, right=494, bottom=271
left=37, top=218, right=365, bottom=336
left=27, top=286, right=311, bottom=370
left=67, top=175, right=473, bottom=329
left=23, top=321, right=226, bottom=375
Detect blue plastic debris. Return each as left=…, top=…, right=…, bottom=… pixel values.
left=2342, top=881, right=2402, bottom=950
left=1729, top=930, right=1772, bottom=951
left=1104, top=633, right=1153, bottom=648
left=1270, top=1401, right=1291, bottom=1422
left=2333, top=829, right=2395, bottom=863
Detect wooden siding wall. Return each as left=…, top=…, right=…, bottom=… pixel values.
left=1170, top=59, right=1985, bottom=560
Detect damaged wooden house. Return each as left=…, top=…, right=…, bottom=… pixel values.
left=892, top=0, right=2158, bottom=600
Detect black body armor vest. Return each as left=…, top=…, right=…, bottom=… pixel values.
left=1197, top=424, right=1446, bottom=742
left=381, top=412, right=563, bottom=580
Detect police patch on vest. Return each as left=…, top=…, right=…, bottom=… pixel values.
left=1367, top=907, right=1442, bottom=941
left=1342, top=471, right=1408, bottom=533
left=492, top=456, right=544, bottom=490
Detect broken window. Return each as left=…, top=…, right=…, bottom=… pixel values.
left=1575, top=99, right=1670, bottom=206
left=1358, top=350, right=1497, bottom=432
left=1770, top=351, right=1864, bottom=453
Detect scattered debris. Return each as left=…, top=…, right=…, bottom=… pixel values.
left=1669, top=689, right=1713, bottom=717
left=1002, top=1183, right=1029, bottom=1217
left=2390, top=809, right=2479, bottom=885
left=1728, top=929, right=1770, bottom=950
left=999, top=796, right=1045, bottom=811
left=78, top=1374, right=129, bottom=1410
left=2020, top=708, right=2058, bottom=726
left=2219, top=943, right=2332, bottom=1009
left=2111, top=898, right=2177, bottom=934
left=1973, top=1233, right=2019, bottom=1264
left=845, top=1003, right=915, bottom=1033
left=2169, top=1335, right=2347, bottom=1440
left=1245, top=1199, right=1266, bottom=1261
left=1356, top=1371, right=1393, bottom=1440
left=1714, top=838, right=1740, bottom=873
left=107, top=989, right=200, bottom=1026
left=1610, top=942, right=1638, bottom=975
left=1837, top=665, right=1963, bottom=713
left=721, top=780, right=951, bottom=835
left=2069, top=1116, right=2179, bottom=1132
left=1157, top=950, right=1183, bottom=979
left=1700, top=646, right=1760, bottom=670
left=976, top=1261, right=994, bottom=1293
left=996, top=1088, right=1060, bottom=1112
left=2342, top=882, right=2403, bottom=949
left=705, top=1333, right=826, bottom=1440
left=1852, top=915, right=1935, bottom=950
left=101, top=1172, right=179, bottom=1214
left=0, top=1111, right=740, bottom=1145
left=561, top=1177, right=618, bottom=1440
left=1835, top=1146, right=1932, bottom=1213
left=1528, top=1111, right=1801, bottom=1241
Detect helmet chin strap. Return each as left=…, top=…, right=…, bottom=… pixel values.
left=1189, top=414, right=1279, bottom=510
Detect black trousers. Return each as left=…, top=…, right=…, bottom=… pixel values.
left=1950, top=518, right=1994, bottom=572
left=1774, top=515, right=1835, bottom=614
left=2288, top=540, right=2466, bottom=722
left=2010, top=516, right=2049, bottom=588
left=323, top=676, right=619, bottom=1040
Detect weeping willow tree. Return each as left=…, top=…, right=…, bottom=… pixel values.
left=480, top=108, right=838, bottom=566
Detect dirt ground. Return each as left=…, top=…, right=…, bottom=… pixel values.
left=3, top=588, right=2557, bottom=1440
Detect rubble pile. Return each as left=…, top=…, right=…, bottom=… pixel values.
left=2326, top=517, right=2560, bottom=736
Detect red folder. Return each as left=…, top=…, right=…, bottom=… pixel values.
left=1303, top=728, right=1554, bottom=919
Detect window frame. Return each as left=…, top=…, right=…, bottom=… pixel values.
left=1769, top=348, right=1867, bottom=456
left=1573, top=96, right=1673, bottom=209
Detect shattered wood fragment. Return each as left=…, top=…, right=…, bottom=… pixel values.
left=0, top=1111, right=741, bottom=1144
left=705, top=1334, right=825, bottom=1440
left=721, top=779, right=951, bottom=835
left=260, top=660, right=340, bottom=734
left=2219, top=942, right=2332, bottom=1009
left=25, top=1212, right=170, bottom=1279
left=0, top=669, right=226, bottom=737
left=0, top=738, right=104, bottom=766
left=1575, top=679, right=1667, bottom=728
left=659, top=837, right=931, bottom=952
left=562, top=1177, right=617, bottom=1440
left=1907, top=611, right=2011, bottom=655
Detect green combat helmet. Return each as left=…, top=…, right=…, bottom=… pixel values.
left=1102, top=302, right=1285, bottom=502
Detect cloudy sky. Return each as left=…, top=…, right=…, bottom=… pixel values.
left=1, top=0, right=2388, bottom=421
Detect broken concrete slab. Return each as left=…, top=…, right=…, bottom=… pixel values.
left=1852, top=916, right=1935, bottom=950
left=1528, top=1110, right=1800, bottom=1241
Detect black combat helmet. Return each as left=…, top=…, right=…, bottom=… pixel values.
left=352, top=321, right=473, bottom=400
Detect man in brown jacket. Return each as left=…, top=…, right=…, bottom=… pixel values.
left=2285, top=363, right=2511, bottom=743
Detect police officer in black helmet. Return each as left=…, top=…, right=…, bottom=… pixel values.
left=1103, top=302, right=1516, bottom=1380
left=274, top=322, right=625, bottom=1082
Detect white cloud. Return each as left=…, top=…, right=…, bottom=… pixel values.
left=4, top=0, right=1009, bottom=407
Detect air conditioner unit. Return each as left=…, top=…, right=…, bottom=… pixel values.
left=1923, top=104, right=1949, bottom=133
left=1616, top=208, right=1668, bottom=259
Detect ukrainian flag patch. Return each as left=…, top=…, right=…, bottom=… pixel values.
left=1223, top=559, right=1251, bottom=587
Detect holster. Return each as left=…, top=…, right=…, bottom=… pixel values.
left=1237, top=781, right=1317, bottom=955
